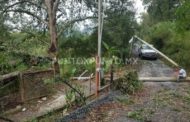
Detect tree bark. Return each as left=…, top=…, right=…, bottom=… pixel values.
left=45, top=0, right=60, bottom=74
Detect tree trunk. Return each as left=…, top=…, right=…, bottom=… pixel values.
left=45, top=0, right=60, bottom=74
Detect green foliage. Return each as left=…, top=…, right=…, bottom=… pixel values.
left=143, top=0, right=180, bottom=22
left=60, top=64, right=76, bottom=79
left=141, top=21, right=190, bottom=69
left=9, top=32, right=49, bottom=56
left=103, top=2, right=137, bottom=60
left=30, top=118, right=38, bottom=122
left=116, top=96, right=134, bottom=105
left=169, top=31, right=190, bottom=68
left=59, top=31, right=96, bottom=57
left=65, top=85, right=86, bottom=109
left=176, top=0, right=190, bottom=31
left=59, top=58, right=95, bottom=79
left=140, top=0, right=190, bottom=70
left=127, top=108, right=155, bottom=121
left=0, top=53, right=13, bottom=74
left=0, top=52, right=28, bottom=74
left=102, top=41, right=119, bottom=58
left=59, top=57, right=117, bottom=79
left=65, top=88, right=76, bottom=108
left=102, top=58, right=113, bottom=74
left=84, top=61, right=95, bottom=74
left=114, top=70, right=142, bottom=94
left=57, top=0, right=137, bottom=60
left=0, top=30, right=52, bottom=75
left=43, top=78, right=55, bottom=85
left=0, top=50, right=51, bottom=75
left=144, top=22, right=175, bottom=48
left=127, top=110, right=144, bottom=120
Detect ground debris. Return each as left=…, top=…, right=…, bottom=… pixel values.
left=58, top=82, right=190, bottom=122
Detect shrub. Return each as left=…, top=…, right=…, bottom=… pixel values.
left=114, top=70, right=142, bottom=94
left=65, top=85, right=86, bottom=109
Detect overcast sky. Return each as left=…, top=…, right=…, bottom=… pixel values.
left=134, top=0, right=146, bottom=23
left=78, top=0, right=146, bottom=31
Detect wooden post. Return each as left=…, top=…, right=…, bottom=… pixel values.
left=89, top=77, right=91, bottom=94
left=110, top=64, right=113, bottom=84
left=96, top=56, right=100, bottom=96
left=89, top=74, right=93, bottom=94
left=19, top=73, right=25, bottom=102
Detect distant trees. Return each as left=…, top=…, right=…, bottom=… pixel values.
left=0, top=0, right=138, bottom=73
left=59, top=0, right=137, bottom=62
left=140, top=0, right=190, bottom=69
left=0, top=0, right=96, bottom=73
left=143, top=0, right=181, bottom=22
left=104, top=0, right=137, bottom=62
left=176, top=0, right=190, bottom=31
left=0, top=0, right=95, bottom=49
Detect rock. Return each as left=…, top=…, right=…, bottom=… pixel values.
left=42, top=97, right=47, bottom=101
left=63, top=109, right=69, bottom=116
left=22, top=107, right=27, bottom=112
left=16, top=105, right=22, bottom=109
left=38, top=100, right=43, bottom=103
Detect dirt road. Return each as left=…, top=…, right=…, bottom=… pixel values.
left=72, top=82, right=190, bottom=122
left=59, top=59, right=190, bottom=122
left=138, top=59, right=175, bottom=78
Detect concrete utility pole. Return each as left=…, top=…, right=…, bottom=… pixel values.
left=96, top=0, right=103, bottom=96
left=98, top=0, right=102, bottom=60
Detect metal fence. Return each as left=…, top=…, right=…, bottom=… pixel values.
left=20, top=69, right=54, bottom=102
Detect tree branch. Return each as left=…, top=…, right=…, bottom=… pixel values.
left=3, top=0, right=45, bottom=13
left=53, top=0, right=60, bottom=16
left=5, top=9, right=48, bottom=25
left=58, top=16, right=97, bottom=37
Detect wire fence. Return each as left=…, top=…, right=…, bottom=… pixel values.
left=0, top=69, right=54, bottom=113
left=20, top=69, right=54, bottom=102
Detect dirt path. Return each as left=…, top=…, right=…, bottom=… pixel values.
left=63, top=59, right=190, bottom=122
left=138, top=60, right=175, bottom=77
left=73, top=82, right=190, bottom=122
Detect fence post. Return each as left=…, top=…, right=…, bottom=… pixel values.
left=110, top=64, right=113, bottom=84
left=19, top=73, right=25, bottom=102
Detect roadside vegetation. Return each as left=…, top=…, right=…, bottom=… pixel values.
left=0, top=0, right=190, bottom=121
left=114, top=70, right=143, bottom=94
left=140, top=0, right=190, bottom=71
left=0, top=0, right=137, bottom=75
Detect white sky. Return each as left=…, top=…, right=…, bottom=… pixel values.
left=133, top=0, right=146, bottom=23
left=6, top=0, right=146, bottom=31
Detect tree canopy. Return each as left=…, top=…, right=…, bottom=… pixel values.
left=140, top=0, right=190, bottom=69
left=0, top=0, right=138, bottom=74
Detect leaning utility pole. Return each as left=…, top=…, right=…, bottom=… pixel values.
left=133, top=36, right=179, bottom=67
left=96, top=0, right=103, bottom=96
